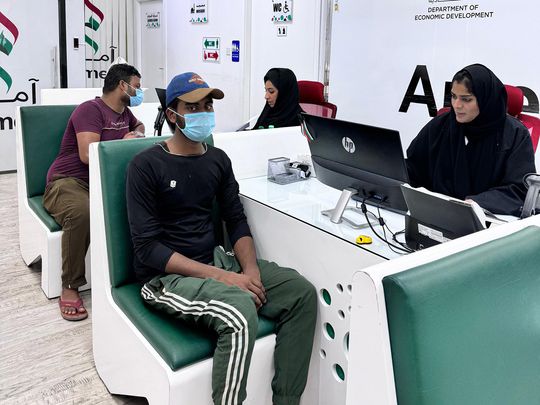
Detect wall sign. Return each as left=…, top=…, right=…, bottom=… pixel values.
left=190, top=1, right=208, bottom=23
left=0, top=4, right=59, bottom=171
left=272, top=0, right=293, bottom=23
left=146, top=12, right=160, bottom=29
left=84, top=0, right=129, bottom=88
left=231, top=40, right=240, bottom=62
left=202, top=36, right=220, bottom=62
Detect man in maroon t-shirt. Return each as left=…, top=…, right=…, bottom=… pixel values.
left=43, top=63, right=145, bottom=321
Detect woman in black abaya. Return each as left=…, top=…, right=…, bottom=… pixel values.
left=406, top=64, right=536, bottom=216
left=253, top=68, right=302, bottom=129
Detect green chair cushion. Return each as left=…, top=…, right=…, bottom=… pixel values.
left=98, top=137, right=173, bottom=287
left=383, top=226, right=540, bottom=405
left=98, top=136, right=217, bottom=288
left=113, top=283, right=276, bottom=371
left=28, top=195, right=61, bottom=232
left=20, top=105, right=76, bottom=198
left=96, top=135, right=273, bottom=372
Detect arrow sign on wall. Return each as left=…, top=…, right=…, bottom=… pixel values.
left=202, top=36, right=220, bottom=62
left=203, top=50, right=220, bottom=62
left=203, top=37, right=219, bottom=49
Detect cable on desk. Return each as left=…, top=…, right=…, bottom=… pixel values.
left=375, top=204, right=415, bottom=254
left=391, top=229, right=410, bottom=248
left=374, top=205, right=416, bottom=253
left=357, top=198, right=413, bottom=254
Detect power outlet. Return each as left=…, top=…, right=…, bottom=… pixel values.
left=277, top=25, right=287, bottom=37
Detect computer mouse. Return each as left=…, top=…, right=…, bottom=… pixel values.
left=355, top=235, right=373, bottom=245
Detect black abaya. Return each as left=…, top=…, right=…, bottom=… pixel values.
left=253, top=68, right=302, bottom=129
left=406, top=64, right=536, bottom=216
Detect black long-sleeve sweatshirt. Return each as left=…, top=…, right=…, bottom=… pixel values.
left=126, top=142, right=251, bottom=283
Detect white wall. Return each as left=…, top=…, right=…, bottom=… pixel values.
left=164, top=0, right=250, bottom=132
left=65, top=0, right=86, bottom=87
left=134, top=0, right=165, bottom=103
left=83, top=0, right=132, bottom=88
left=0, top=0, right=60, bottom=172
left=329, top=0, right=540, bottom=153
left=249, top=1, right=324, bottom=121
left=163, top=0, right=325, bottom=132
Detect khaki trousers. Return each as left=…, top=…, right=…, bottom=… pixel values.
left=43, top=177, right=89, bottom=289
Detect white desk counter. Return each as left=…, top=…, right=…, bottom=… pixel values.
left=238, top=175, right=540, bottom=405
left=212, top=128, right=540, bottom=404
left=215, top=128, right=540, bottom=405
left=239, top=176, right=406, bottom=261
left=237, top=176, right=408, bottom=405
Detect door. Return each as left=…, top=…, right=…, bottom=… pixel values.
left=138, top=0, right=164, bottom=102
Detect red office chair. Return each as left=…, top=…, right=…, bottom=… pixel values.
left=297, top=80, right=337, bottom=118
left=436, top=106, right=451, bottom=115
left=504, top=84, right=540, bottom=152
left=437, top=85, right=540, bottom=151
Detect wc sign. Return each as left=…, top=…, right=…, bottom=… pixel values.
left=272, top=0, right=293, bottom=23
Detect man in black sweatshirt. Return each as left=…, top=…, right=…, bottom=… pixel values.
left=125, top=72, right=317, bottom=405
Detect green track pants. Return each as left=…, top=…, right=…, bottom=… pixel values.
left=141, top=247, right=317, bottom=405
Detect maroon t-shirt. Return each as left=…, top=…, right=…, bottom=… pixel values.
left=47, top=97, right=140, bottom=184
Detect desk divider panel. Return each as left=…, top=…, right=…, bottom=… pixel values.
left=383, top=226, right=540, bottom=405
left=214, top=126, right=310, bottom=180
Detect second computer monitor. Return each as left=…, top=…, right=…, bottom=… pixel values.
left=301, top=112, right=409, bottom=213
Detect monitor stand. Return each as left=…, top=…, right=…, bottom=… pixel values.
left=321, top=187, right=372, bottom=229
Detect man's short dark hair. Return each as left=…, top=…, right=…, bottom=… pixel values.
left=166, top=98, right=180, bottom=133
left=103, top=64, right=141, bottom=93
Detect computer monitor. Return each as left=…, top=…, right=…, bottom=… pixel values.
left=300, top=112, right=409, bottom=228
left=400, top=184, right=485, bottom=249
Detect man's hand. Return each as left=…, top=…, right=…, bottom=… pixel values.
left=230, top=236, right=267, bottom=307
left=216, top=270, right=267, bottom=309
left=164, top=252, right=266, bottom=307
left=123, top=131, right=145, bottom=139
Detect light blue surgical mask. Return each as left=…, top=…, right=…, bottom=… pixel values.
left=124, top=83, right=144, bottom=107
left=168, top=108, right=215, bottom=142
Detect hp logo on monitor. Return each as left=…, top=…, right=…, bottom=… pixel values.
left=342, top=137, right=355, bottom=153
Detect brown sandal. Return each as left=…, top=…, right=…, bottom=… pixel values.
left=58, top=297, right=88, bottom=321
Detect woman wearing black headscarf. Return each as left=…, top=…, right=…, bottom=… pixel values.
left=407, top=64, right=536, bottom=216
left=253, top=68, right=302, bottom=129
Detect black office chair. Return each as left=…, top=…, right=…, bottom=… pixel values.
left=153, top=88, right=167, bottom=136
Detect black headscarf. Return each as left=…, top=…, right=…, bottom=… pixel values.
left=442, top=64, right=508, bottom=198
left=253, top=68, right=302, bottom=129
left=449, top=63, right=507, bottom=140
left=407, top=64, right=536, bottom=215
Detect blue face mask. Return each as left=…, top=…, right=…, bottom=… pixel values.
left=124, top=83, right=144, bottom=107
left=168, top=109, right=215, bottom=142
